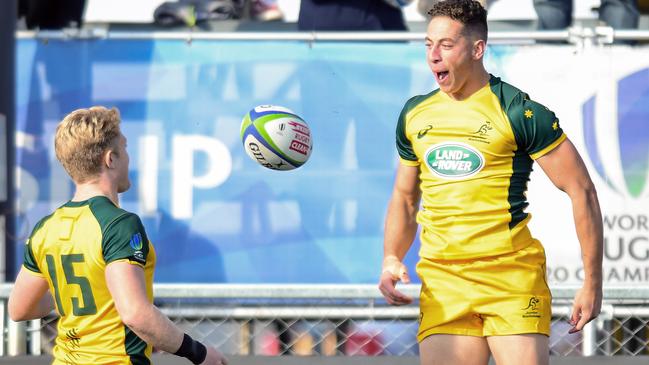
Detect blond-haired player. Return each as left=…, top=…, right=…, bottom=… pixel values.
left=9, top=106, right=227, bottom=365
left=378, top=1, right=603, bottom=364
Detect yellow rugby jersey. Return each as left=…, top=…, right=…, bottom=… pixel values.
left=397, top=75, right=566, bottom=260
left=23, top=196, right=156, bottom=365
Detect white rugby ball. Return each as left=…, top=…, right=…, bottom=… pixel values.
left=240, top=105, right=313, bottom=170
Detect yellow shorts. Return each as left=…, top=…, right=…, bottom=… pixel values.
left=416, top=240, right=551, bottom=341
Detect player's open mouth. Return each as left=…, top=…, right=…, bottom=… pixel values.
left=435, top=71, right=448, bottom=83
left=435, top=71, right=449, bottom=83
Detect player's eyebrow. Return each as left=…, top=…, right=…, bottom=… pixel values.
left=425, top=36, right=455, bottom=43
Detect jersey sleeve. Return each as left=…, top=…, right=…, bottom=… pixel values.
left=508, top=93, right=566, bottom=160
left=102, top=213, right=150, bottom=267
left=22, top=215, right=52, bottom=276
left=396, top=97, right=420, bottom=166
left=23, top=241, right=42, bottom=275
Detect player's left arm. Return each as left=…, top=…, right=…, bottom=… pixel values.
left=8, top=268, right=54, bottom=321
left=536, top=137, right=603, bottom=333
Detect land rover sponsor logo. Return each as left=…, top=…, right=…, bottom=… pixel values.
left=425, top=142, right=484, bottom=179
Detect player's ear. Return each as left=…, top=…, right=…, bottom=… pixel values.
left=472, top=39, right=486, bottom=60
left=104, top=149, right=115, bottom=169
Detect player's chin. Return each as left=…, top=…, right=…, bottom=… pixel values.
left=118, top=180, right=131, bottom=193
left=436, top=77, right=452, bottom=92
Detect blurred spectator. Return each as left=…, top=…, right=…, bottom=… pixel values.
left=153, top=0, right=283, bottom=27
left=298, top=0, right=408, bottom=31
left=153, top=0, right=284, bottom=27
left=250, top=0, right=284, bottom=21
left=154, top=0, right=244, bottom=26
left=18, top=0, right=85, bottom=29
left=641, top=0, right=649, bottom=13
left=534, top=0, right=639, bottom=30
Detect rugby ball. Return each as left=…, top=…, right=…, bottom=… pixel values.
left=240, top=105, right=313, bottom=170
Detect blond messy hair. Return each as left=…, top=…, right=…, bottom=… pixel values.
left=55, top=106, right=121, bottom=183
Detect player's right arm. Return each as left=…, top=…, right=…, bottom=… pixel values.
left=378, top=163, right=421, bottom=306
left=536, top=138, right=603, bottom=334
left=9, top=226, right=55, bottom=321
left=104, top=212, right=226, bottom=365
left=8, top=267, right=53, bottom=321
left=105, top=262, right=227, bottom=365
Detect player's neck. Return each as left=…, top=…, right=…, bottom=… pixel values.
left=447, top=68, right=490, bottom=101
left=72, top=180, right=119, bottom=206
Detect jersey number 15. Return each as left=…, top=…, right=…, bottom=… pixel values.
left=46, top=254, right=98, bottom=316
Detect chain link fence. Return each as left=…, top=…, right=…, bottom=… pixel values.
left=1, top=284, right=648, bottom=358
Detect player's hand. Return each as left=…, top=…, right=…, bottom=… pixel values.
left=378, top=255, right=413, bottom=306
left=200, top=346, right=228, bottom=365
left=568, top=283, right=602, bottom=334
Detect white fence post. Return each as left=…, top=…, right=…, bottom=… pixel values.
left=7, top=319, right=26, bottom=356
left=29, top=319, right=41, bottom=355
left=582, top=319, right=598, bottom=356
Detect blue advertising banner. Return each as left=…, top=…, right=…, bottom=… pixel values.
left=14, top=39, right=649, bottom=285
left=14, top=39, right=445, bottom=283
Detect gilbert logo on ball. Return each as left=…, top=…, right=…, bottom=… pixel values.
left=240, top=105, right=313, bottom=170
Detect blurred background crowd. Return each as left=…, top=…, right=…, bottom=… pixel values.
left=16, top=0, right=649, bottom=32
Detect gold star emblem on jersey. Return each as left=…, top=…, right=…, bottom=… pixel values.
left=552, top=121, right=559, bottom=130
left=524, top=109, right=533, bottom=119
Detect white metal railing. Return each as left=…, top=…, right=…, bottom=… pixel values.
left=1, top=284, right=648, bottom=358
left=1, top=282, right=645, bottom=300
left=4, top=282, right=645, bottom=299
left=14, top=27, right=649, bottom=44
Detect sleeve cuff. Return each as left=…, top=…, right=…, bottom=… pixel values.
left=399, top=157, right=420, bottom=167
left=106, top=258, right=146, bottom=268
left=23, top=265, right=44, bottom=278
left=530, top=133, right=567, bottom=160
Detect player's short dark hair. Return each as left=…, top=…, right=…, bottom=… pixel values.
left=427, top=0, right=488, bottom=42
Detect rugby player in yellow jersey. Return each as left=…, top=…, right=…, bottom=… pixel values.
left=8, top=107, right=227, bottom=365
left=378, top=1, right=603, bottom=364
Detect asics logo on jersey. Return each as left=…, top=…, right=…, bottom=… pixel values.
left=425, top=142, right=484, bottom=179
left=417, top=125, right=433, bottom=139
